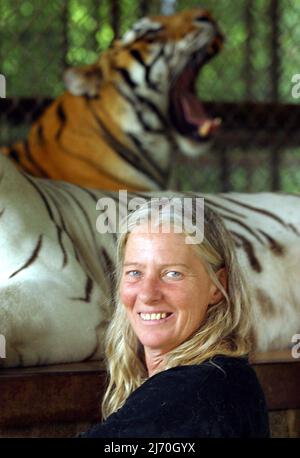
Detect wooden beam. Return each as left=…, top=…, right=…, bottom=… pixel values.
left=0, top=355, right=299, bottom=428
left=1, top=99, right=300, bottom=148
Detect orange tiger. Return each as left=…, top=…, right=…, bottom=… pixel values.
left=1, top=8, right=223, bottom=191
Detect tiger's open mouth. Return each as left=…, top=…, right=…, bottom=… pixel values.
left=169, top=34, right=223, bottom=141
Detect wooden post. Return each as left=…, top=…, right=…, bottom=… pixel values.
left=269, top=0, right=281, bottom=191
left=110, top=0, right=121, bottom=39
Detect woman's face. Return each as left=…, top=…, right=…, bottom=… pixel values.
left=120, top=225, right=224, bottom=357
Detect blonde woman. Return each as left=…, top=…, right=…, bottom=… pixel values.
left=80, top=197, right=269, bottom=438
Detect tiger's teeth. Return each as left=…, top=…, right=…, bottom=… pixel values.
left=199, top=120, right=212, bottom=137
left=198, top=118, right=222, bottom=137
left=140, top=312, right=168, bottom=321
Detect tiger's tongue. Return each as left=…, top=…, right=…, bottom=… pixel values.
left=180, top=92, right=206, bottom=126
left=176, top=66, right=207, bottom=126
left=173, top=67, right=221, bottom=136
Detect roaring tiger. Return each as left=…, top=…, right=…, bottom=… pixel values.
left=0, top=153, right=299, bottom=367
left=1, top=8, right=223, bottom=191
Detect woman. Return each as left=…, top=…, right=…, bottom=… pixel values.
left=80, top=197, right=270, bottom=438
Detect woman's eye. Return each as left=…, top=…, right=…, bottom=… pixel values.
left=125, top=270, right=141, bottom=279
left=165, top=271, right=183, bottom=280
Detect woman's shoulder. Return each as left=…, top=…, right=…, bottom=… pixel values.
left=144, top=354, right=265, bottom=409
left=149, top=355, right=253, bottom=387
left=127, top=354, right=269, bottom=437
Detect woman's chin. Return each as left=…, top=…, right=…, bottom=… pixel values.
left=138, top=333, right=167, bottom=349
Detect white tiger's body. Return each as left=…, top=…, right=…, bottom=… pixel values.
left=0, top=153, right=299, bottom=367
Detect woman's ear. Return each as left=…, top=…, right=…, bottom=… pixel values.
left=209, top=267, right=228, bottom=305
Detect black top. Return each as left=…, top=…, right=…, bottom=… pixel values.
left=79, top=355, right=270, bottom=438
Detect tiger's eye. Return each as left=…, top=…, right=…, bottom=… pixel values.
left=194, top=16, right=211, bottom=23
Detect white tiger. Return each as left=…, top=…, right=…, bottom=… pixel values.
left=0, top=153, right=300, bottom=367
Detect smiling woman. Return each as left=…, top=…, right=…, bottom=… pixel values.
left=120, top=229, right=227, bottom=376
left=79, top=197, right=270, bottom=438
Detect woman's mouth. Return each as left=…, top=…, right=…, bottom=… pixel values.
left=139, top=312, right=174, bottom=323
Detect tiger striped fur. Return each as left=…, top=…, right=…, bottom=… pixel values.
left=1, top=153, right=299, bottom=367
left=1, top=8, right=223, bottom=191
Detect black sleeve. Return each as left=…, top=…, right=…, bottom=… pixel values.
left=79, top=357, right=269, bottom=438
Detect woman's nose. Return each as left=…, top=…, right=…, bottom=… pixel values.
left=138, top=276, right=163, bottom=304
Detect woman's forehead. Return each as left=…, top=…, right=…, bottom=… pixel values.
left=124, top=229, right=204, bottom=265
left=126, top=225, right=188, bottom=244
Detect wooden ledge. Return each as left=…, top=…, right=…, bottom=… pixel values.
left=0, top=361, right=106, bottom=428
left=250, top=349, right=297, bottom=364
left=1, top=99, right=300, bottom=148
left=0, top=360, right=104, bottom=377
left=0, top=353, right=299, bottom=428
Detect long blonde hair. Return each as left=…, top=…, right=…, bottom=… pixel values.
left=101, top=196, right=252, bottom=420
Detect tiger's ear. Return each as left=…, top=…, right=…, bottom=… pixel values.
left=64, top=64, right=103, bottom=97
left=120, top=17, right=164, bottom=45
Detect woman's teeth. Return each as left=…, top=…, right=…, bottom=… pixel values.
left=140, top=312, right=169, bottom=321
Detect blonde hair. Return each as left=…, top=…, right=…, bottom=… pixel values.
left=101, top=196, right=252, bottom=420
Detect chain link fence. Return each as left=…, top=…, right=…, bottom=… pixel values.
left=0, top=0, right=300, bottom=192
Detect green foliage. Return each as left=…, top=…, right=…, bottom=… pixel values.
left=2, top=0, right=299, bottom=101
